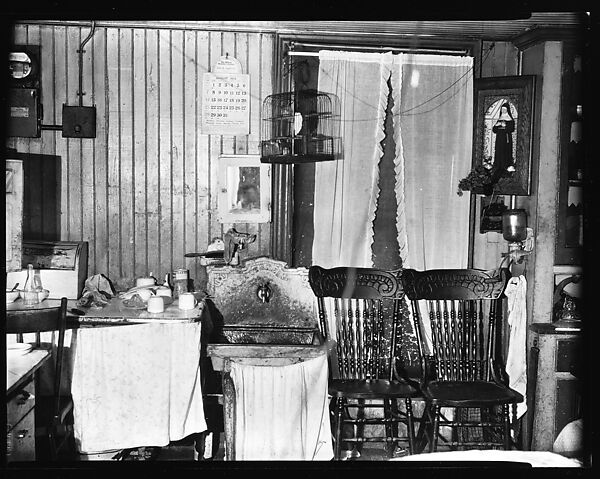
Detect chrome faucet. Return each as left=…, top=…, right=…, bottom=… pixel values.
left=256, top=283, right=272, bottom=303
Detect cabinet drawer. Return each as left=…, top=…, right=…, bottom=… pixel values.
left=555, top=338, right=582, bottom=374
left=7, top=378, right=35, bottom=432
left=6, top=408, right=35, bottom=462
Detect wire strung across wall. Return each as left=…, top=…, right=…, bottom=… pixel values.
left=163, top=29, right=494, bottom=125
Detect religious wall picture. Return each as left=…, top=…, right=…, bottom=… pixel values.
left=218, top=155, right=271, bottom=223
left=472, top=75, right=535, bottom=196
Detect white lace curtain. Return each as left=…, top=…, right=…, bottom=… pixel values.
left=312, top=50, right=472, bottom=269
left=312, top=51, right=393, bottom=268
left=394, top=54, right=473, bottom=270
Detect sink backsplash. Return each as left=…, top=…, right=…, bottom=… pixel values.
left=207, top=256, right=319, bottom=343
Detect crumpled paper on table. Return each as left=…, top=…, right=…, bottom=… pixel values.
left=76, top=274, right=116, bottom=308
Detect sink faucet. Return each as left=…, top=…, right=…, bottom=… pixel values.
left=256, top=283, right=271, bottom=303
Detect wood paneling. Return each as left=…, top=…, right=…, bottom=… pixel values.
left=6, top=23, right=275, bottom=291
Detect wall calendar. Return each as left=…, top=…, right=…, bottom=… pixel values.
left=201, top=55, right=250, bottom=135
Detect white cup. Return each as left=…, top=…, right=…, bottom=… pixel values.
left=147, top=296, right=165, bottom=313
left=178, top=292, right=197, bottom=311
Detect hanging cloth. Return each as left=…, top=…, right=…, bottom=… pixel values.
left=312, top=50, right=393, bottom=268
left=504, top=274, right=528, bottom=419
left=229, top=354, right=333, bottom=460
left=71, top=322, right=207, bottom=453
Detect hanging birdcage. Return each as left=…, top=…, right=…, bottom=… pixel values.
left=260, top=89, right=340, bottom=164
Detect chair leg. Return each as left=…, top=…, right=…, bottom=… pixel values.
left=503, top=403, right=511, bottom=450
left=405, top=398, right=415, bottom=454
left=453, top=407, right=460, bottom=450
left=354, top=399, right=365, bottom=456
left=414, top=401, right=430, bottom=454
left=48, top=424, right=57, bottom=461
left=431, top=404, right=440, bottom=453
left=333, top=397, right=344, bottom=460
left=383, top=399, right=394, bottom=456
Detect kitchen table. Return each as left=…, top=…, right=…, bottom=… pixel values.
left=6, top=296, right=214, bottom=457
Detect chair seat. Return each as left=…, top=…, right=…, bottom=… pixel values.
left=329, top=379, right=422, bottom=399
left=424, top=380, right=524, bottom=407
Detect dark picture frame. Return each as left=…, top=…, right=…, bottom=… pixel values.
left=472, top=75, right=536, bottom=196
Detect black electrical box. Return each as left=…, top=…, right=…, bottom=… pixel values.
left=7, top=45, right=42, bottom=137
left=62, top=105, right=97, bottom=138
left=7, top=87, right=41, bottom=138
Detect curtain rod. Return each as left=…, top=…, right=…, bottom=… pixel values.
left=287, top=42, right=469, bottom=56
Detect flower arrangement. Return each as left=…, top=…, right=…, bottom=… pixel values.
left=457, top=159, right=497, bottom=196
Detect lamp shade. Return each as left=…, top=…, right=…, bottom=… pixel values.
left=502, top=209, right=527, bottom=243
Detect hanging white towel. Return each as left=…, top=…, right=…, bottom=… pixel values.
left=71, top=322, right=207, bottom=454
left=504, top=275, right=528, bottom=420
left=229, top=354, right=333, bottom=460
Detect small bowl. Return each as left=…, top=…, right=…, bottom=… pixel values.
left=37, top=289, right=50, bottom=302
left=6, top=289, right=20, bottom=303
left=21, top=289, right=50, bottom=303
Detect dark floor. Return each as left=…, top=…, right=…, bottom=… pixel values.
left=155, top=433, right=406, bottom=461
left=49, top=431, right=414, bottom=462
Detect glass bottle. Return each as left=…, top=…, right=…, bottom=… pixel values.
left=22, top=263, right=38, bottom=305
left=33, top=268, right=43, bottom=291
left=172, top=268, right=189, bottom=299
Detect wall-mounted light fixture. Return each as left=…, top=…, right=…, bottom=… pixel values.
left=502, top=208, right=532, bottom=264
left=502, top=209, right=527, bottom=244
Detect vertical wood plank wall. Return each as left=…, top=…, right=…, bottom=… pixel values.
left=7, top=23, right=275, bottom=290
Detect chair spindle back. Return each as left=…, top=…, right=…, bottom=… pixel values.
left=402, top=269, right=508, bottom=383
left=309, top=266, right=406, bottom=382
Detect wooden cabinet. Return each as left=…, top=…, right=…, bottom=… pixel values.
left=555, top=40, right=585, bottom=265
left=6, top=377, right=36, bottom=461
left=6, top=348, right=51, bottom=462
left=530, top=324, right=582, bottom=451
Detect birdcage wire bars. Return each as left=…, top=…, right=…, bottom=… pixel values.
left=260, top=89, right=340, bottom=164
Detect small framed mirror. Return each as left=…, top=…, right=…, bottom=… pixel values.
left=218, top=154, right=271, bottom=224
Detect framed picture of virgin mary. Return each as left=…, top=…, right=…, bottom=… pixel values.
left=472, top=75, right=535, bottom=196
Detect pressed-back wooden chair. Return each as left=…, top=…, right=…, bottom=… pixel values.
left=308, top=265, right=422, bottom=459
left=401, top=268, right=523, bottom=452
left=6, top=298, right=75, bottom=460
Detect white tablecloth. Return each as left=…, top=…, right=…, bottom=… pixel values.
left=230, top=354, right=333, bottom=460
left=71, top=322, right=207, bottom=454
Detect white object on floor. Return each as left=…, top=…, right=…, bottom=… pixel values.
left=229, top=354, right=333, bottom=460
left=553, top=418, right=584, bottom=457
left=203, top=432, right=213, bottom=459
left=71, top=321, right=207, bottom=454
left=78, top=450, right=120, bottom=461
left=393, top=449, right=582, bottom=467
